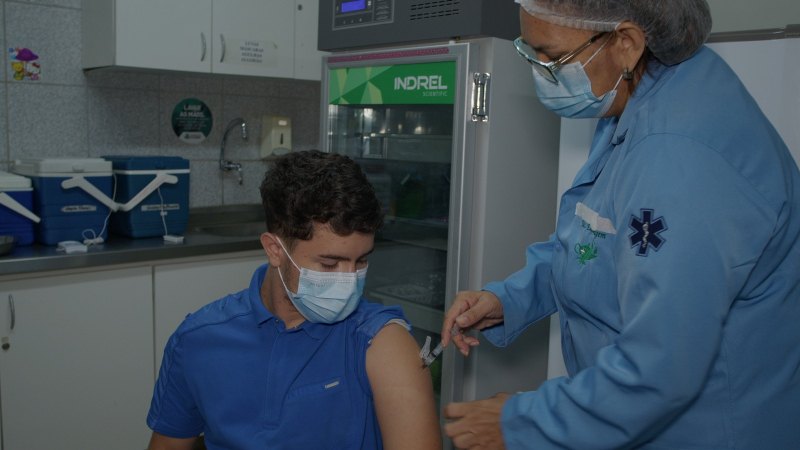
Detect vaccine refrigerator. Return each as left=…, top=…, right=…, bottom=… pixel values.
left=320, top=38, right=562, bottom=420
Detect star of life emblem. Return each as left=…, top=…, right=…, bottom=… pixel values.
left=628, top=209, right=667, bottom=256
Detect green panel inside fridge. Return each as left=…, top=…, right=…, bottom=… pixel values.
left=329, top=61, right=456, bottom=105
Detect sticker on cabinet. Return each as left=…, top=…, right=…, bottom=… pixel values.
left=9, top=47, right=40, bottom=82
left=224, top=39, right=278, bottom=68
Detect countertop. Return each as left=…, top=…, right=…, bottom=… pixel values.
left=0, top=205, right=266, bottom=277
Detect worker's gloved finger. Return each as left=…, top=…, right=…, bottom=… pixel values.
left=450, top=332, right=477, bottom=356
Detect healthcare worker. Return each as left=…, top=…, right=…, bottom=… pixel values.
left=441, top=1, right=800, bottom=448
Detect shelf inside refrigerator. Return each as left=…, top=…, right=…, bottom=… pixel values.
left=378, top=216, right=448, bottom=251
left=367, top=288, right=444, bottom=334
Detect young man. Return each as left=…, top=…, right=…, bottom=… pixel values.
left=146, top=150, right=441, bottom=449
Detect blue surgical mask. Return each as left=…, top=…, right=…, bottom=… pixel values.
left=532, top=36, right=623, bottom=119
left=276, top=238, right=366, bottom=324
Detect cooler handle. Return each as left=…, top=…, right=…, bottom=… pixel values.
left=61, top=177, right=120, bottom=212
left=117, top=172, right=179, bottom=212
left=0, top=192, right=41, bottom=223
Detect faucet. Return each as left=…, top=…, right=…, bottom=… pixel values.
left=220, top=118, right=248, bottom=184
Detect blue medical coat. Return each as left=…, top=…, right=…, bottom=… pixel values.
left=483, top=46, right=800, bottom=449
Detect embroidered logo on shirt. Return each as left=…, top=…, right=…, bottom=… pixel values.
left=628, top=209, right=667, bottom=256
left=574, top=203, right=614, bottom=266
left=574, top=240, right=598, bottom=265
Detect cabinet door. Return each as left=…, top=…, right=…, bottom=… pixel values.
left=154, top=255, right=265, bottom=371
left=211, top=0, right=295, bottom=77
left=295, top=0, right=329, bottom=81
left=116, top=0, right=213, bottom=72
left=0, top=267, right=154, bottom=450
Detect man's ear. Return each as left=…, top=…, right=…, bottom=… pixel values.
left=261, top=232, right=285, bottom=267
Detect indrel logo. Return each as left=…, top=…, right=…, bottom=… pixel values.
left=394, top=75, right=448, bottom=90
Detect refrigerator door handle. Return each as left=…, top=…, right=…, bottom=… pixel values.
left=471, top=72, right=491, bottom=122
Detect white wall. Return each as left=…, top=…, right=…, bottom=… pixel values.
left=707, top=0, right=800, bottom=33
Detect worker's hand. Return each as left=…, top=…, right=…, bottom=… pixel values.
left=443, top=393, right=511, bottom=450
left=442, top=290, right=504, bottom=356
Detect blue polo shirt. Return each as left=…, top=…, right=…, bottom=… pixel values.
left=484, top=46, right=800, bottom=448
left=147, top=263, right=410, bottom=449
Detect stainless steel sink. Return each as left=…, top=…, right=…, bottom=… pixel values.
left=192, top=221, right=266, bottom=237
left=187, top=205, right=267, bottom=237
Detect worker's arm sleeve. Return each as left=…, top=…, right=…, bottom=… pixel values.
left=482, top=236, right=559, bottom=347
left=500, top=134, right=776, bottom=448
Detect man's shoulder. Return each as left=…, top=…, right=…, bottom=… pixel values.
left=176, top=288, right=254, bottom=336
left=345, top=299, right=409, bottom=339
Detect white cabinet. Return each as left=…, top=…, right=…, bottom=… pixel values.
left=0, top=267, right=154, bottom=450
left=153, top=254, right=265, bottom=370
left=211, top=0, right=295, bottom=78
left=83, top=0, right=327, bottom=80
left=295, top=0, right=328, bottom=81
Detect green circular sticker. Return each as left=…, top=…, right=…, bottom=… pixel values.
left=172, top=98, right=213, bottom=144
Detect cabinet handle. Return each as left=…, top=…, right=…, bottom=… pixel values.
left=220, top=34, right=226, bottom=63
left=8, top=294, right=15, bottom=330
left=201, top=32, right=207, bottom=62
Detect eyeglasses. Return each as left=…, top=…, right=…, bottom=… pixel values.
left=514, top=32, right=608, bottom=84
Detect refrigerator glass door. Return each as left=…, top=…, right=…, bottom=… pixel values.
left=324, top=56, right=462, bottom=407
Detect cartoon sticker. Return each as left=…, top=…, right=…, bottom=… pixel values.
left=9, top=47, right=40, bottom=82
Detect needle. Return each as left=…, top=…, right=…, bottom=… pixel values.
left=421, top=325, right=461, bottom=369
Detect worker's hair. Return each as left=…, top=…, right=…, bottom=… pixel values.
left=260, top=150, right=384, bottom=248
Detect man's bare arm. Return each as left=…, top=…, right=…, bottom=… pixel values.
left=147, top=431, right=197, bottom=450
left=367, top=323, right=443, bottom=450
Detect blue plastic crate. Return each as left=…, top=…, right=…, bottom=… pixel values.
left=103, top=156, right=190, bottom=238
left=0, top=171, right=37, bottom=246
left=14, top=158, right=113, bottom=245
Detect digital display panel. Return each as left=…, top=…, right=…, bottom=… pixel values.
left=341, top=0, right=366, bottom=13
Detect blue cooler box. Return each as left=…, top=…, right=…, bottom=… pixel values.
left=0, top=171, right=37, bottom=246
left=104, top=156, right=190, bottom=238
left=14, top=158, right=113, bottom=245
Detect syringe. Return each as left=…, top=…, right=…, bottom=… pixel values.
left=420, top=325, right=461, bottom=370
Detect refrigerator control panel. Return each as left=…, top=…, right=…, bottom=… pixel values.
left=333, top=0, right=394, bottom=29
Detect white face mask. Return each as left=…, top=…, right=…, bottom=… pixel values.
left=275, top=238, right=366, bottom=324
left=532, top=35, right=624, bottom=119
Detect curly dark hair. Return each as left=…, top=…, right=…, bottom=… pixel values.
left=260, top=150, right=384, bottom=246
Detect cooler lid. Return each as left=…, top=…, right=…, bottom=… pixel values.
left=14, top=157, right=112, bottom=175
left=0, top=170, right=31, bottom=190
left=103, top=155, right=190, bottom=171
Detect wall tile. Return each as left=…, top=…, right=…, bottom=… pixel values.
left=0, top=84, right=8, bottom=164
left=188, top=160, right=223, bottom=208
left=273, top=79, right=321, bottom=101
left=160, top=74, right=223, bottom=94
left=219, top=95, right=281, bottom=161
left=6, top=2, right=84, bottom=86
left=8, top=84, right=88, bottom=159
left=222, top=160, right=268, bottom=206
left=277, top=98, right=321, bottom=152
left=84, top=70, right=160, bottom=91
left=87, top=88, right=159, bottom=157
left=159, top=92, right=224, bottom=161
left=14, top=1, right=82, bottom=9
left=222, top=76, right=279, bottom=98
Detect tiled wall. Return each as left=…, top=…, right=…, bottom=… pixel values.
left=1, top=0, right=322, bottom=207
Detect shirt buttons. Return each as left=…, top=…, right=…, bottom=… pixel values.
left=555, top=243, right=562, bottom=251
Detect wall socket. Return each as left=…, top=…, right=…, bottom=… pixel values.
left=260, top=115, right=292, bottom=159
